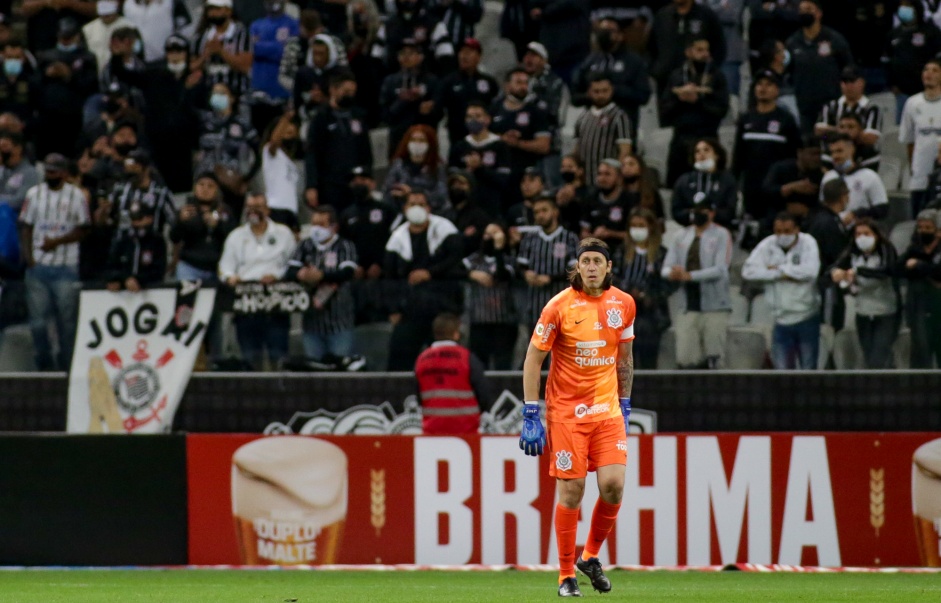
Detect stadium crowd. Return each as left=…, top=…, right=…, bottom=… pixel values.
left=0, top=0, right=940, bottom=372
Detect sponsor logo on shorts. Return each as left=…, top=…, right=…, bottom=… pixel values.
left=606, top=309, right=623, bottom=328
left=574, top=403, right=610, bottom=418
left=555, top=450, right=573, bottom=472
left=616, top=439, right=627, bottom=451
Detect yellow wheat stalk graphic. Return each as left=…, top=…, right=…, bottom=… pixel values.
left=371, top=469, right=386, bottom=536
left=870, top=468, right=885, bottom=536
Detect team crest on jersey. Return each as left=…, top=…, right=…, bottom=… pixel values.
left=768, top=120, right=780, bottom=134
left=606, top=308, right=623, bottom=328
left=555, top=450, right=573, bottom=472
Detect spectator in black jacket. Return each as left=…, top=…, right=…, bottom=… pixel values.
left=384, top=189, right=465, bottom=370
left=463, top=222, right=517, bottom=369
left=885, top=0, right=941, bottom=122
left=529, top=0, right=592, bottom=85
left=170, top=172, right=236, bottom=284
left=673, top=138, right=738, bottom=229
left=435, top=37, right=498, bottom=149
left=519, top=41, right=566, bottom=187
left=0, top=38, right=35, bottom=131
left=104, top=206, right=167, bottom=292
left=379, top=39, right=442, bottom=160
left=448, top=101, right=511, bottom=219
left=747, top=0, right=801, bottom=74
left=304, top=72, right=373, bottom=214
left=899, top=209, right=941, bottom=367
left=762, top=134, right=826, bottom=224
left=571, top=17, right=651, bottom=140
left=371, top=0, right=456, bottom=76
left=427, top=0, right=484, bottom=52
left=659, top=36, right=730, bottom=187
left=806, top=178, right=851, bottom=330
left=648, top=0, right=727, bottom=92
left=442, top=169, right=491, bottom=255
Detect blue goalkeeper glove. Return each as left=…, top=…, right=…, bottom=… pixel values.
left=620, top=397, right=632, bottom=435
left=519, top=402, right=546, bottom=456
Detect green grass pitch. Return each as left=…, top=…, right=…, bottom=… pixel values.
left=0, top=569, right=939, bottom=602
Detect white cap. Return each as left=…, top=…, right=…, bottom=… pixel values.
left=96, top=0, right=119, bottom=17
left=526, top=42, right=548, bottom=60
left=206, top=0, right=233, bottom=8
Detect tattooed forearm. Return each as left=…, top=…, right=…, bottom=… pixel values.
left=617, top=352, right=634, bottom=398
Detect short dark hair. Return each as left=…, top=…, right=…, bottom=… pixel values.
left=505, top=67, right=528, bottom=82
left=465, top=100, right=489, bottom=115
left=533, top=194, right=557, bottom=208
left=300, top=9, right=322, bottom=32
left=926, top=58, right=941, bottom=71
left=774, top=211, right=800, bottom=228
left=686, top=35, right=710, bottom=49
left=838, top=113, right=864, bottom=127
left=432, top=313, right=461, bottom=341
left=111, top=26, right=138, bottom=41
left=328, top=70, right=356, bottom=89
left=311, top=204, right=337, bottom=226
left=587, top=71, right=612, bottom=86
left=0, top=130, right=23, bottom=147
left=827, top=133, right=855, bottom=146
left=822, top=178, right=849, bottom=203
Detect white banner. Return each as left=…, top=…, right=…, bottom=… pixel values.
left=67, top=284, right=215, bottom=434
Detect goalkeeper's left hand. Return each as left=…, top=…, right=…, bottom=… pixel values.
left=519, top=402, right=546, bottom=456
left=620, top=397, right=631, bottom=435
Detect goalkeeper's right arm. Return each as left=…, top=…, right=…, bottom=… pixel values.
left=522, top=343, right=549, bottom=403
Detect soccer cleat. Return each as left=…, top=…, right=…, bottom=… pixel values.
left=558, top=577, right=583, bottom=597
left=576, top=556, right=612, bottom=593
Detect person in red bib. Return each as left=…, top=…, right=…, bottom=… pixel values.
left=520, top=236, right=636, bottom=597
left=414, top=313, right=492, bottom=435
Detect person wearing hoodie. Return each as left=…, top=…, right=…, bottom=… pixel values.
left=743, top=212, right=822, bottom=369
left=447, top=101, right=510, bottom=219
left=292, top=33, right=348, bottom=122
left=829, top=219, right=901, bottom=369
left=249, top=0, right=300, bottom=134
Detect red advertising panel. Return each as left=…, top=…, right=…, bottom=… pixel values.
left=187, top=433, right=941, bottom=567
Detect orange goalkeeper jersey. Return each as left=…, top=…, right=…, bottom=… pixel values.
left=530, top=286, right=636, bottom=424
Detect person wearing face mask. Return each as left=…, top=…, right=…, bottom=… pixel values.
left=580, top=159, right=632, bottom=250
left=573, top=73, right=633, bottom=188
left=88, top=26, right=148, bottom=131
left=256, top=111, right=304, bottom=233
left=886, top=1, right=941, bottom=123
left=0, top=131, right=39, bottom=212
left=81, top=80, right=144, bottom=151
left=192, top=0, right=252, bottom=98
left=447, top=101, right=511, bottom=219
left=103, top=202, right=167, bottom=292
left=506, top=167, right=545, bottom=248
left=291, top=33, right=349, bottom=123
left=830, top=219, right=901, bottom=369
left=620, top=153, right=665, bottom=221
left=814, top=67, right=882, bottom=159
left=384, top=190, right=464, bottom=371
left=819, top=135, right=888, bottom=221
left=648, top=0, right=727, bottom=93
left=33, top=17, right=100, bottom=157
left=441, top=169, right=490, bottom=255
left=435, top=38, right=498, bottom=148
left=571, top=18, right=650, bottom=140
left=382, top=124, right=448, bottom=212
left=82, top=0, right=131, bottom=74
left=286, top=205, right=359, bottom=362
left=661, top=197, right=733, bottom=369
left=743, top=212, right=822, bottom=369
left=0, top=39, right=35, bottom=128
left=899, top=209, right=941, bottom=367
left=380, top=40, right=442, bottom=159
left=463, top=222, right=518, bottom=370
left=672, top=138, right=737, bottom=229
left=105, top=149, right=176, bottom=247
left=278, top=11, right=327, bottom=114
left=248, top=0, right=300, bottom=135
left=822, top=113, right=881, bottom=172
left=785, top=0, right=853, bottom=133
left=21, top=0, right=98, bottom=55
left=197, top=82, right=259, bottom=217
left=371, top=0, right=456, bottom=76
left=747, top=0, right=802, bottom=76
left=552, top=154, right=591, bottom=232
left=619, top=208, right=672, bottom=369
left=121, top=0, right=191, bottom=63
left=18, top=153, right=91, bottom=371
left=518, top=42, right=566, bottom=187
left=107, top=34, right=201, bottom=193
left=304, top=72, right=373, bottom=214
left=218, top=193, right=298, bottom=371
left=660, top=37, right=730, bottom=188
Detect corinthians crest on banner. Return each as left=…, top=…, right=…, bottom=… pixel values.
left=67, top=282, right=215, bottom=434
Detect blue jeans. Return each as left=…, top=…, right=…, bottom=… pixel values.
left=175, top=261, right=223, bottom=362
left=24, top=264, right=82, bottom=371
left=234, top=313, right=289, bottom=370
left=771, top=316, right=820, bottom=370
left=302, top=329, right=354, bottom=360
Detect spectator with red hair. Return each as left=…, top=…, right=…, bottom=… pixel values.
left=381, top=124, right=448, bottom=212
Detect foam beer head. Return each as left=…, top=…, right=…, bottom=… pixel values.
left=232, top=437, right=348, bottom=565
left=912, top=439, right=941, bottom=566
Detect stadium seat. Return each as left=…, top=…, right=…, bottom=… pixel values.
left=869, top=92, right=897, bottom=132
left=637, top=80, right=660, bottom=138
left=370, top=127, right=390, bottom=171
left=0, top=325, right=36, bottom=372
left=818, top=324, right=835, bottom=370
left=878, top=156, right=902, bottom=191
left=893, top=327, right=911, bottom=369
left=889, top=220, right=916, bottom=255
left=885, top=193, right=912, bottom=230
left=662, top=219, right=682, bottom=249
left=657, top=327, right=677, bottom=369
left=725, top=326, right=768, bottom=369
left=639, top=127, right=673, bottom=177
left=718, top=124, right=736, bottom=155
left=353, top=322, right=394, bottom=372
left=729, top=287, right=749, bottom=326
left=748, top=293, right=774, bottom=326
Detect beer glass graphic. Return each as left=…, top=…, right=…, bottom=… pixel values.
left=912, top=438, right=941, bottom=567
left=232, top=437, right=348, bottom=565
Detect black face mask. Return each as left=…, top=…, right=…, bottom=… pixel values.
left=598, top=185, right=615, bottom=196
left=918, top=232, right=937, bottom=246
left=560, top=171, right=576, bottom=183
left=104, top=98, right=122, bottom=115
left=46, top=177, right=64, bottom=189
left=693, top=211, right=710, bottom=226
left=596, top=30, right=615, bottom=52
left=798, top=12, right=816, bottom=27
left=449, top=187, right=468, bottom=204
left=623, top=174, right=640, bottom=185
left=114, top=143, right=136, bottom=157
left=207, top=15, right=227, bottom=26
left=691, top=59, right=708, bottom=71
left=0, top=151, right=11, bottom=164
left=511, top=91, right=528, bottom=103
left=350, top=183, right=371, bottom=203
left=336, top=94, right=355, bottom=109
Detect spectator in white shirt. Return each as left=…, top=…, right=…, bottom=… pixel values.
left=900, top=58, right=941, bottom=215
left=82, top=1, right=132, bottom=74
left=743, top=212, right=822, bottom=369
left=255, top=111, right=304, bottom=233
left=218, top=193, right=297, bottom=370
left=820, top=134, right=888, bottom=221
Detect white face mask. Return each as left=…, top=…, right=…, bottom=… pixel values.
left=167, top=61, right=187, bottom=75
left=694, top=157, right=716, bottom=172
left=309, top=224, right=333, bottom=244
left=776, top=233, right=797, bottom=249
left=97, top=0, right=119, bottom=16
left=405, top=204, right=428, bottom=225
left=856, top=234, right=876, bottom=252
left=408, top=141, right=429, bottom=158
left=629, top=227, right=649, bottom=243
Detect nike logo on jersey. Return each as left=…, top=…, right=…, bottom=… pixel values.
left=575, top=319, right=585, bottom=324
